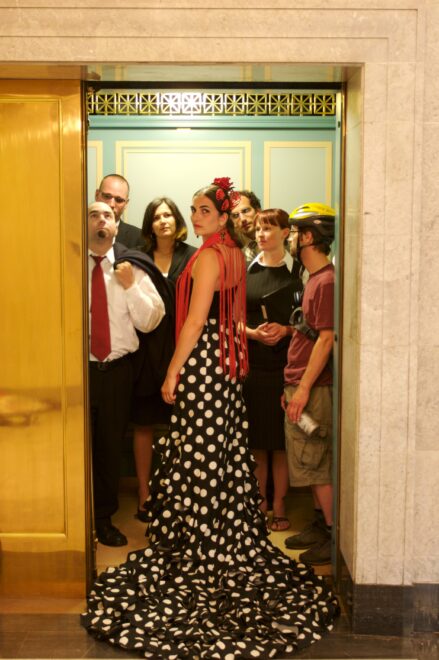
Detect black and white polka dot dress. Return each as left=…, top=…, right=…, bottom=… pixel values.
left=81, top=297, right=339, bottom=658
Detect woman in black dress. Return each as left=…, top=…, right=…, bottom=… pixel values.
left=244, top=208, right=301, bottom=531
left=133, top=198, right=196, bottom=520
left=81, top=180, right=338, bottom=658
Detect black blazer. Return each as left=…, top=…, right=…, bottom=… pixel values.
left=115, top=220, right=145, bottom=249
left=113, top=243, right=175, bottom=397
left=146, top=241, right=197, bottom=283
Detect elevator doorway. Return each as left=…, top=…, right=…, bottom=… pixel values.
left=86, top=84, right=344, bottom=581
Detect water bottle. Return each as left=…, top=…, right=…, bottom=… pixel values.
left=296, top=411, right=319, bottom=436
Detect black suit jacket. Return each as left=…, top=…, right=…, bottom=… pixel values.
left=113, top=243, right=175, bottom=397
left=145, top=241, right=197, bottom=283
left=115, top=220, right=145, bottom=249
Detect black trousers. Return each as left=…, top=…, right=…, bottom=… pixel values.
left=89, top=355, right=133, bottom=524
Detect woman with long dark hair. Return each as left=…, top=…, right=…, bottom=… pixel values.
left=133, top=198, right=196, bottom=521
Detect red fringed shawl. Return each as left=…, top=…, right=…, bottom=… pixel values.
left=175, top=230, right=249, bottom=380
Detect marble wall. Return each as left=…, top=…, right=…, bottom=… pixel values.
left=0, top=0, right=438, bottom=587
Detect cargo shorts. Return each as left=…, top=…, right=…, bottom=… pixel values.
left=284, top=384, right=333, bottom=487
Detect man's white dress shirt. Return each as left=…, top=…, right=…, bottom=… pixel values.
left=88, top=247, right=165, bottom=362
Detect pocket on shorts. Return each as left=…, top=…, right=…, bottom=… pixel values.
left=293, top=435, right=328, bottom=471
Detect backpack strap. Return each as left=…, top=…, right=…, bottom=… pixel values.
left=289, top=307, right=319, bottom=342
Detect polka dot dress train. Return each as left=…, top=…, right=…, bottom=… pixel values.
left=81, top=311, right=339, bottom=658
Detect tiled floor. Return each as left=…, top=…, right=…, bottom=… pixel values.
left=1, top=484, right=437, bottom=659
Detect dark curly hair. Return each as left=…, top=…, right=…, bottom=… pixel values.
left=235, top=190, right=261, bottom=212
left=142, top=197, right=188, bottom=251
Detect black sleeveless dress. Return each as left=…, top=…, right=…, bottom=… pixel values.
left=81, top=292, right=339, bottom=658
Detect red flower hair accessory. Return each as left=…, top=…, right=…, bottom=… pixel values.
left=213, top=177, right=234, bottom=192
left=221, top=199, right=230, bottom=211
left=229, top=191, right=241, bottom=208
left=216, top=188, right=225, bottom=201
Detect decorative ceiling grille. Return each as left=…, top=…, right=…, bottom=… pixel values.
left=87, top=90, right=336, bottom=117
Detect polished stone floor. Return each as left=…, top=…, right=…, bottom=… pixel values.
left=0, top=611, right=437, bottom=658
left=1, top=484, right=437, bottom=659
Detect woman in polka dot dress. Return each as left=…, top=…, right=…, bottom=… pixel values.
left=81, top=179, right=339, bottom=658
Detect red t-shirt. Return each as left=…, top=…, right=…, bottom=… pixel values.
left=284, top=263, right=334, bottom=386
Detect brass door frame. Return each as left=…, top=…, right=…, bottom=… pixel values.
left=0, top=79, right=90, bottom=598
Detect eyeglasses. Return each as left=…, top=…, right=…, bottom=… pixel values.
left=230, top=207, right=253, bottom=220
left=100, top=192, right=127, bottom=205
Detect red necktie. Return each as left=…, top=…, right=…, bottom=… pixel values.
left=91, top=256, right=111, bottom=361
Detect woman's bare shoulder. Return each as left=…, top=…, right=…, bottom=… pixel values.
left=192, top=247, right=220, bottom=273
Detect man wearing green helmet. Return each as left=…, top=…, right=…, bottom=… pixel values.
left=282, top=203, right=336, bottom=565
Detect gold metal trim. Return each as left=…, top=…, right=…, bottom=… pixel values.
left=87, top=89, right=336, bottom=117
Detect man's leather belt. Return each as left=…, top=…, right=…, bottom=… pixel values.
left=89, top=353, right=132, bottom=371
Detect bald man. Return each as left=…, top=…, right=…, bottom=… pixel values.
left=88, top=202, right=164, bottom=546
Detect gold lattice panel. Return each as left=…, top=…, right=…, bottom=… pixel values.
left=87, top=89, right=336, bottom=117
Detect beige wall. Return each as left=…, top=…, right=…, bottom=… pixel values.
left=0, top=1, right=438, bottom=587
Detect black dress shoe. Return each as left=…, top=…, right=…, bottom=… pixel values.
left=96, top=523, right=127, bottom=547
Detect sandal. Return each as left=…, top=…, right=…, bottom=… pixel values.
left=136, top=508, right=148, bottom=523
left=270, top=516, right=290, bottom=532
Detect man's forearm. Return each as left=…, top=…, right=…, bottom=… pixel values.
left=298, top=331, right=334, bottom=393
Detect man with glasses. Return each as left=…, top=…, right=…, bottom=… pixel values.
left=95, top=174, right=144, bottom=248
left=231, top=190, right=261, bottom=266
